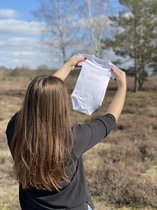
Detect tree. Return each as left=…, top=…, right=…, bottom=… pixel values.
left=151, top=49, right=157, bottom=74
left=75, top=0, right=110, bottom=57
left=103, top=0, right=157, bottom=91
left=34, top=0, right=110, bottom=64
left=86, top=0, right=109, bottom=57
left=34, top=0, right=80, bottom=64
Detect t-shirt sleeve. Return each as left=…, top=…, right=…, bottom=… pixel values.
left=72, top=113, right=116, bottom=158
left=6, top=112, right=19, bottom=145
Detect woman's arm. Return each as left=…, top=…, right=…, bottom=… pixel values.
left=53, top=55, right=86, bottom=81
left=107, top=67, right=127, bottom=122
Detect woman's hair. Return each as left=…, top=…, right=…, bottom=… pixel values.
left=11, top=75, right=72, bottom=191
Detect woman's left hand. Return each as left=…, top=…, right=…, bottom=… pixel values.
left=64, top=55, right=87, bottom=71
left=53, top=55, right=86, bottom=80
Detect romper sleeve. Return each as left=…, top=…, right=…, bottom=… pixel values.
left=72, top=113, right=116, bottom=158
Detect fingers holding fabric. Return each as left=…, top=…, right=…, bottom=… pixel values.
left=67, top=55, right=87, bottom=71
left=111, top=67, right=126, bottom=88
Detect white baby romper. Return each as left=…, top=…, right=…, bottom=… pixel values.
left=71, top=55, right=117, bottom=115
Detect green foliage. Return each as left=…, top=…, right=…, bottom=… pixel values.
left=10, top=67, right=33, bottom=78
left=104, top=0, right=157, bottom=91
left=0, top=66, right=54, bottom=80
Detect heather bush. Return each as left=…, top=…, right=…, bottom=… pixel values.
left=139, top=141, right=157, bottom=163
left=86, top=140, right=157, bottom=208
left=87, top=163, right=157, bottom=208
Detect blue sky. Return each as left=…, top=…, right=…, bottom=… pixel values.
left=0, top=0, right=123, bottom=69
left=0, top=0, right=38, bottom=20
left=0, top=0, right=53, bottom=68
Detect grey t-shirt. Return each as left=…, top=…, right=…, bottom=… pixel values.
left=6, top=112, right=116, bottom=210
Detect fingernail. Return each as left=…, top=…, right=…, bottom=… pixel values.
left=84, top=57, right=87, bottom=60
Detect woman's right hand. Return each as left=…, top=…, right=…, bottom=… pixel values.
left=111, top=67, right=126, bottom=89
left=107, top=67, right=127, bottom=121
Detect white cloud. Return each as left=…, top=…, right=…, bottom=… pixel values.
left=0, top=37, right=40, bottom=48
left=0, top=9, right=19, bottom=19
left=102, top=48, right=133, bottom=69
left=0, top=36, right=59, bottom=68
left=122, top=11, right=133, bottom=18
left=79, top=15, right=109, bottom=28
left=0, top=8, right=54, bottom=68
left=0, top=19, right=46, bottom=35
left=12, top=51, right=37, bottom=57
left=0, top=37, right=54, bottom=59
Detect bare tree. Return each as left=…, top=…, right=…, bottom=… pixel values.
left=72, top=0, right=110, bottom=57
left=34, top=0, right=110, bottom=64
left=34, top=0, right=80, bottom=64
left=86, top=0, right=110, bottom=57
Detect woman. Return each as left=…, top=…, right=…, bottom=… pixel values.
left=6, top=55, right=126, bottom=210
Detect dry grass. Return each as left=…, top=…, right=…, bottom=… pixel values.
left=0, top=74, right=157, bottom=209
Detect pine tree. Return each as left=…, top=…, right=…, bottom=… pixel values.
left=104, top=0, right=157, bottom=91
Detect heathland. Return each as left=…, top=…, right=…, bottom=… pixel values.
left=0, top=70, right=157, bottom=210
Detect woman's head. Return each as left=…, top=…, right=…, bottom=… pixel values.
left=11, top=75, right=72, bottom=191
left=24, top=75, right=69, bottom=131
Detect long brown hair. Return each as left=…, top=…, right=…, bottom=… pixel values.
left=11, top=75, right=72, bottom=191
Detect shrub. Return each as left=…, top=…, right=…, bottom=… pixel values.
left=139, top=141, right=157, bottom=163
left=86, top=142, right=157, bottom=208
left=87, top=163, right=157, bottom=208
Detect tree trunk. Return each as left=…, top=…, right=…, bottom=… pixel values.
left=57, top=0, right=66, bottom=64
left=60, top=30, right=66, bottom=63
left=138, top=56, right=145, bottom=90
left=133, top=8, right=138, bottom=92
left=134, top=70, right=139, bottom=92
left=134, top=47, right=139, bottom=92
